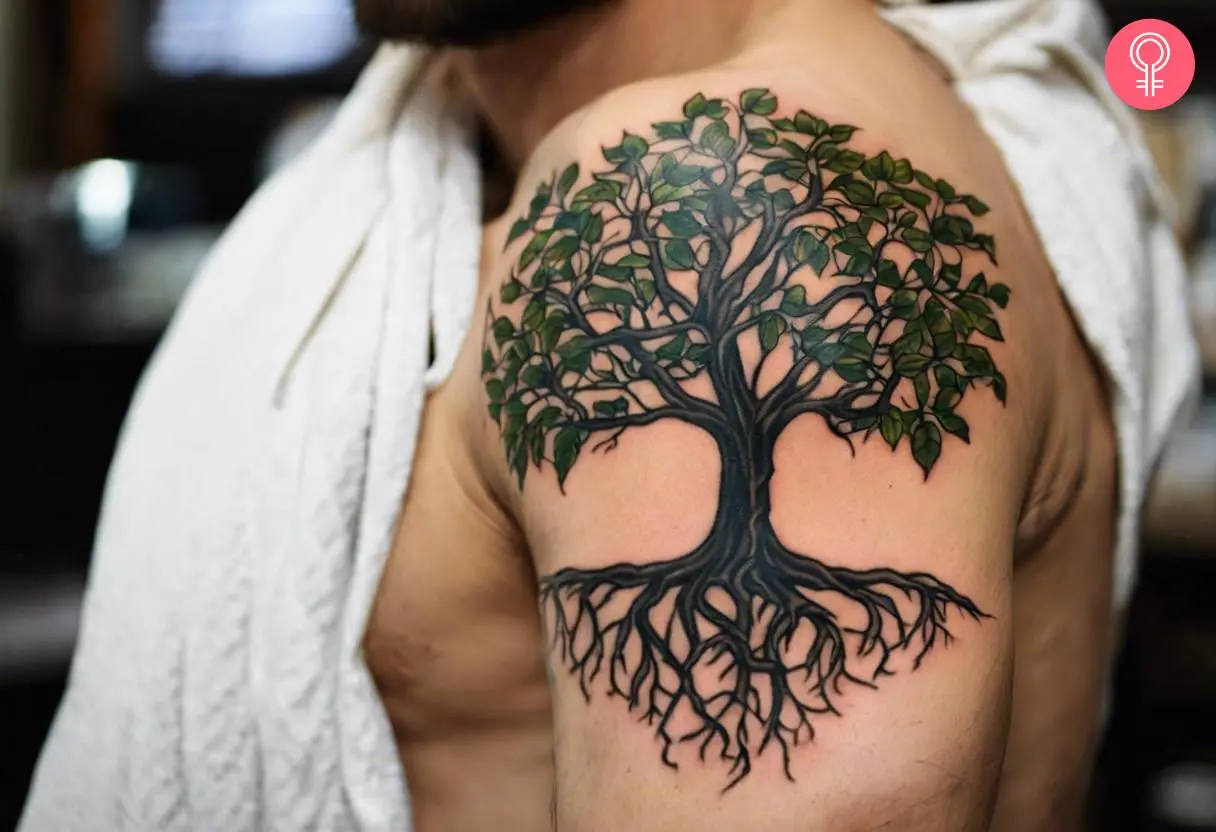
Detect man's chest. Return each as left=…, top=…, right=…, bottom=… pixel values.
left=364, top=382, right=550, bottom=727
left=361, top=384, right=556, bottom=827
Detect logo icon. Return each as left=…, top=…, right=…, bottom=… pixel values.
left=1131, top=31, right=1170, bottom=97
left=1106, top=19, right=1195, bottom=111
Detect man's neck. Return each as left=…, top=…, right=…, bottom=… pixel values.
left=450, top=0, right=876, bottom=178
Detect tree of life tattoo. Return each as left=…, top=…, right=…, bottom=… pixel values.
left=482, top=89, right=1009, bottom=787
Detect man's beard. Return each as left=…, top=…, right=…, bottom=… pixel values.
left=353, top=0, right=612, bottom=47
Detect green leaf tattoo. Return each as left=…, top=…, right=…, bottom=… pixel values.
left=482, top=89, right=1008, bottom=787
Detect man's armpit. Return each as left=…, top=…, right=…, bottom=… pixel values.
left=481, top=86, right=1012, bottom=791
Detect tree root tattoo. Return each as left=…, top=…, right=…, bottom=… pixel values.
left=540, top=535, right=987, bottom=788
left=483, top=88, right=1008, bottom=785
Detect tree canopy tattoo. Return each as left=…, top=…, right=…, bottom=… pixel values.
left=482, top=89, right=1010, bottom=787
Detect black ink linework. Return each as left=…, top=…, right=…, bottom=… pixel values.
left=483, top=89, right=1008, bottom=787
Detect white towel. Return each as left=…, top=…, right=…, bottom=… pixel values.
left=19, top=1, right=1199, bottom=830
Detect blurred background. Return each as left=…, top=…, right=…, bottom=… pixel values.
left=0, top=1, right=1211, bottom=830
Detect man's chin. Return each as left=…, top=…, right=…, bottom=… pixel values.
left=352, top=0, right=611, bottom=47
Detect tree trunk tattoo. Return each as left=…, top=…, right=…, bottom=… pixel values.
left=482, top=89, right=1009, bottom=787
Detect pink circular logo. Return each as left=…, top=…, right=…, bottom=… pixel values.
left=1105, top=19, right=1195, bottom=111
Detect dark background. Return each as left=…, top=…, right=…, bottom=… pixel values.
left=0, top=1, right=1213, bottom=830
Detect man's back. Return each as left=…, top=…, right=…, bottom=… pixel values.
left=366, top=4, right=1119, bottom=829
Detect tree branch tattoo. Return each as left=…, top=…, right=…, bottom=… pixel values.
left=482, top=89, right=1009, bottom=787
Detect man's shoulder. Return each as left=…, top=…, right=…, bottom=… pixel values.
left=476, top=59, right=1030, bottom=821
left=537, top=56, right=973, bottom=183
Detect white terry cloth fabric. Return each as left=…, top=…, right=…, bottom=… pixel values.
left=20, top=1, right=1199, bottom=830
left=20, top=46, right=475, bottom=832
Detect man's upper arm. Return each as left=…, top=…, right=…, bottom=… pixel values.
left=482, top=83, right=1021, bottom=830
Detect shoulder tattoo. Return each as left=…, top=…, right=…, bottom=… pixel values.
left=482, top=89, right=1009, bottom=787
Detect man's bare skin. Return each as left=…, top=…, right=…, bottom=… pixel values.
left=362, top=1, right=1118, bottom=829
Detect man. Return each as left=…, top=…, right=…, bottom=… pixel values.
left=22, top=0, right=1197, bottom=830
